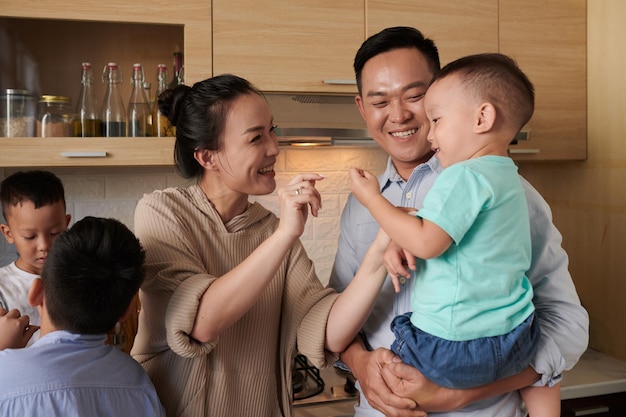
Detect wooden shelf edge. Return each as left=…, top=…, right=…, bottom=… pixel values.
left=0, top=137, right=176, bottom=168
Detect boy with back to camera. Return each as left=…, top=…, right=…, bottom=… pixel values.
left=348, top=53, right=560, bottom=416
left=0, top=216, right=165, bottom=416
left=0, top=170, right=71, bottom=345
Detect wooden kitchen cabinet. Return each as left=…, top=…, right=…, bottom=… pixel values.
left=0, top=0, right=211, bottom=167
left=0, top=0, right=586, bottom=167
left=366, top=0, right=499, bottom=66
left=501, top=0, right=587, bottom=161
left=367, top=0, right=587, bottom=161
left=212, top=0, right=364, bottom=94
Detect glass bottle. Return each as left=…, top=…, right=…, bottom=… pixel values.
left=127, top=63, right=151, bottom=137
left=168, top=50, right=184, bottom=89
left=100, top=62, right=126, bottom=137
left=152, top=64, right=175, bottom=137
left=74, top=62, right=101, bottom=137
left=143, top=81, right=152, bottom=132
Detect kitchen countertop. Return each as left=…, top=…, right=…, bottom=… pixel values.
left=561, top=349, right=626, bottom=400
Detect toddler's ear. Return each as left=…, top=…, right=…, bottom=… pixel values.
left=0, top=223, right=14, bottom=244
left=28, top=278, right=44, bottom=307
left=475, top=102, right=496, bottom=133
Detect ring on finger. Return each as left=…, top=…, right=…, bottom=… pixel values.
left=295, top=186, right=302, bottom=195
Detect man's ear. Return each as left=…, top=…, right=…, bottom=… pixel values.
left=475, top=102, right=496, bottom=133
left=65, top=213, right=72, bottom=228
left=0, top=223, right=13, bottom=244
left=355, top=94, right=367, bottom=121
left=194, top=148, right=219, bottom=171
left=28, top=277, right=44, bottom=308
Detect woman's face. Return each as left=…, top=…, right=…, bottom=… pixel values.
left=212, top=93, right=280, bottom=196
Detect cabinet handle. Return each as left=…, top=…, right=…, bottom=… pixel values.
left=573, top=405, right=610, bottom=416
left=61, top=151, right=108, bottom=158
left=508, top=148, right=540, bottom=154
left=322, top=79, right=357, bottom=85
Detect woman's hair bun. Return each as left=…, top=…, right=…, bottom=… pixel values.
left=158, top=84, right=192, bottom=127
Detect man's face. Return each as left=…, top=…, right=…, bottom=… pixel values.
left=356, top=47, right=436, bottom=180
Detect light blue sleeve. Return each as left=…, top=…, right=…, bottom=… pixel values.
left=329, top=193, right=367, bottom=293
left=521, top=177, right=589, bottom=387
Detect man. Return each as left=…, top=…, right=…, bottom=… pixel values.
left=329, top=26, right=589, bottom=417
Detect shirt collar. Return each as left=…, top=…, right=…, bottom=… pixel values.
left=33, top=330, right=108, bottom=347
left=380, top=155, right=442, bottom=192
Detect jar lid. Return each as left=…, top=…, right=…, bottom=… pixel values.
left=39, top=95, right=71, bottom=104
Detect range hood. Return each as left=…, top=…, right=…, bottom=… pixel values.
left=264, top=93, right=375, bottom=146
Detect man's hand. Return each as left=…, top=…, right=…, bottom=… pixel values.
left=345, top=345, right=426, bottom=417
left=382, top=359, right=461, bottom=412
left=382, top=358, right=541, bottom=412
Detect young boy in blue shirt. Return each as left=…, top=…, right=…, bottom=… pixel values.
left=0, top=216, right=165, bottom=416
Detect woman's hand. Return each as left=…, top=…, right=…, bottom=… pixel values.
left=276, top=173, right=324, bottom=238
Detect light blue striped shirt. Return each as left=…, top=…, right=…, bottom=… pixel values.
left=0, top=330, right=165, bottom=417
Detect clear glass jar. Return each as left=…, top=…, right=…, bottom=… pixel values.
left=37, top=95, right=73, bottom=137
left=0, top=89, right=36, bottom=137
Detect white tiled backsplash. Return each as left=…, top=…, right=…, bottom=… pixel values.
left=0, top=146, right=387, bottom=285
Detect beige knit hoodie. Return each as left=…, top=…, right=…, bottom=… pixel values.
left=131, top=185, right=338, bottom=417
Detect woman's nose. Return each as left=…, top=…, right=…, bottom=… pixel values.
left=266, top=135, right=280, bottom=156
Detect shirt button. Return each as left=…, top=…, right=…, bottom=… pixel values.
left=405, top=192, right=412, bottom=199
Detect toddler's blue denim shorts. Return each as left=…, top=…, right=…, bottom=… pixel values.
left=390, top=312, right=540, bottom=389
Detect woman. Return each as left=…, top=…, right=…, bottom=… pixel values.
left=130, top=74, right=389, bottom=417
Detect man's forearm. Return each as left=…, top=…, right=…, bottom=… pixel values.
left=340, top=334, right=369, bottom=375
left=430, top=367, right=541, bottom=411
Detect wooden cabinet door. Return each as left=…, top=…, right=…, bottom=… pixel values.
left=500, top=0, right=587, bottom=161
left=366, top=0, right=498, bottom=66
left=212, top=0, right=364, bottom=93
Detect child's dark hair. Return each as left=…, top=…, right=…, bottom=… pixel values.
left=157, top=74, right=263, bottom=180
left=432, top=53, right=535, bottom=131
left=354, top=26, right=441, bottom=95
left=41, top=216, right=146, bottom=334
left=0, top=170, right=66, bottom=219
